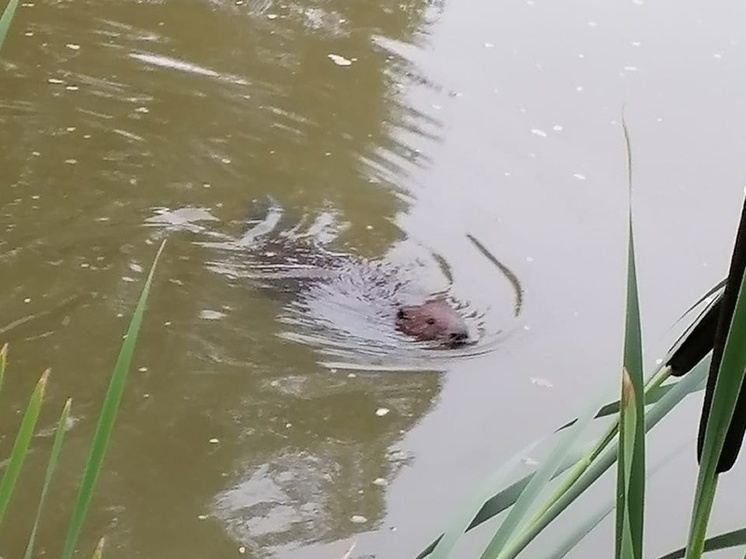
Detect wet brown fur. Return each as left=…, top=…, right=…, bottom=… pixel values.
left=395, top=299, right=469, bottom=347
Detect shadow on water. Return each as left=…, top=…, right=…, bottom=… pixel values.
left=0, top=0, right=522, bottom=557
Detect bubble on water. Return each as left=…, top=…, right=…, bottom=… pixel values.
left=66, top=43, right=80, bottom=50
left=209, top=438, right=220, bottom=444
left=48, top=78, right=64, bottom=84
left=573, top=173, right=587, bottom=180
left=553, top=125, right=563, bottom=131
left=375, top=407, right=390, bottom=417
left=623, top=65, right=639, bottom=71
left=530, top=128, right=547, bottom=137
left=350, top=515, right=368, bottom=524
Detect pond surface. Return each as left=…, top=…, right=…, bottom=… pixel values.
left=2, top=0, right=746, bottom=558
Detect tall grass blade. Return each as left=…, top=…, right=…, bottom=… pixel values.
left=684, top=263, right=746, bottom=557
left=0, top=0, right=20, bottom=51
left=494, top=355, right=709, bottom=559
left=0, top=369, right=50, bottom=526
left=429, top=438, right=545, bottom=559
left=59, top=240, right=166, bottom=559
left=618, top=371, right=639, bottom=559
left=477, top=382, right=614, bottom=559
left=658, top=527, right=746, bottom=559
left=615, top=118, right=646, bottom=559
left=543, top=439, right=689, bottom=559
left=23, top=398, right=73, bottom=559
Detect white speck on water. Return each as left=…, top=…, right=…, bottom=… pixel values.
left=116, top=313, right=124, bottom=318
left=656, top=117, right=663, bottom=122
left=266, top=13, right=278, bottom=19
left=522, top=456, right=539, bottom=466
left=373, top=477, right=388, bottom=487
left=587, top=21, right=598, bottom=28
left=66, top=127, right=76, bottom=132
left=32, top=194, right=40, bottom=199
left=138, top=367, right=148, bottom=372
left=65, top=159, right=77, bottom=164
left=523, top=325, right=531, bottom=331
left=713, top=52, right=723, bottom=59
left=285, top=422, right=292, bottom=429
left=376, top=408, right=390, bottom=417
left=552, top=124, right=563, bottom=131
left=129, top=263, right=143, bottom=273
left=32, top=151, right=40, bottom=156
left=350, top=515, right=368, bottom=524
left=575, top=85, right=584, bottom=92
left=221, top=158, right=231, bottom=164
left=328, top=53, right=353, bottom=66
left=48, top=78, right=64, bottom=84
left=164, top=321, right=171, bottom=326
left=431, top=103, right=442, bottom=110
left=202, top=182, right=211, bottom=188
left=577, top=53, right=585, bottom=58
left=197, top=514, right=208, bottom=520
left=135, top=106, right=149, bottom=113
left=209, top=438, right=219, bottom=444
left=504, top=172, right=511, bottom=177
left=324, top=152, right=331, bottom=156
left=573, top=173, right=587, bottom=180
left=200, top=309, right=226, bottom=320
left=83, top=134, right=91, bottom=139
left=66, top=43, right=80, bottom=50
left=24, top=298, right=31, bottom=303
left=143, top=393, right=150, bottom=398
left=526, top=256, right=534, bottom=262
left=484, top=42, right=495, bottom=48
left=531, top=377, right=554, bottom=388
left=656, top=358, right=663, bottom=365
left=25, top=31, right=33, bottom=36
left=623, top=65, right=639, bottom=71
left=365, top=225, right=373, bottom=230
left=238, top=547, right=246, bottom=554
left=347, top=373, right=357, bottom=378
left=530, top=128, right=547, bottom=138
left=122, top=276, right=136, bottom=283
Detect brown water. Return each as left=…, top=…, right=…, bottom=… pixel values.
left=2, top=1, right=746, bottom=558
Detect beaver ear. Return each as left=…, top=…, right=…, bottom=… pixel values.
left=397, top=308, right=407, bottom=320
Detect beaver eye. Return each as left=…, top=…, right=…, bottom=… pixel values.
left=426, top=318, right=436, bottom=325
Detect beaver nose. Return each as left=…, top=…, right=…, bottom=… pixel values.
left=449, top=332, right=469, bottom=343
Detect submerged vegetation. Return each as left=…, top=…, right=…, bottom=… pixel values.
left=415, top=124, right=746, bottom=559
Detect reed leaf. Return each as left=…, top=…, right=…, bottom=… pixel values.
left=0, top=0, right=20, bottom=51
left=684, top=264, right=746, bottom=558
left=59, top=239, right=166, bottom=559
left=658, top=527, right=746, bottom=559
left=615, top=118, right=645, bottom=559
left=0, top=369, right=50, bottom=526
left=23, top=398, right=73, bottom=559
left=90, top=537, right=105, bottom=559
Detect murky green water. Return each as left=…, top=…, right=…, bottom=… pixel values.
left=3, top=0, right=746, bottom=558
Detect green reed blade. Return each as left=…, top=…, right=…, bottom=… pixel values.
left=616, top=118, right=645, bottom=559
left=543, top=439, right=690, bottom=559
left=618, top=371, right=639, bottom=559
left=477, top=380, right=616, bottom=559
left=0, top=0, right=20, bottom=52
left=0, top=369, right=49, bottom=527
left=684, top=267, right=746, bottom=558
left=658, top=527, right=746, bottom=559
left=428, top=438, right=544, bottom=559
left=495, top=354, right=709, bottom=559
left=59, top=239, right=166, bottom=559
left=23, top=398, right=73, bottom=559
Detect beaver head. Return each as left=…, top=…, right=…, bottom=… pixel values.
left=395, top=299, right=470, bottom=347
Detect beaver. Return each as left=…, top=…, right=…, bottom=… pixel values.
left=198, top=199, right=471, bottom=348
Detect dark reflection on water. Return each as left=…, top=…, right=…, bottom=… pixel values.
left=0, top=0, right=511, bottom=558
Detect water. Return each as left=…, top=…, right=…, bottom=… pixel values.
left=2, top=0, right=746, bottom=558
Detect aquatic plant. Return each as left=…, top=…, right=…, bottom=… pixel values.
left=0, top=241, right=166, bottom=558
left=417, top=122, right=746, bottom=559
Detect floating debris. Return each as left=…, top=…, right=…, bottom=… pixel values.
left=350, top=515, right=368, bottom=524
left=375, top=407, right=390, bottom=417
left=328, top=53, right=353, bottom=66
